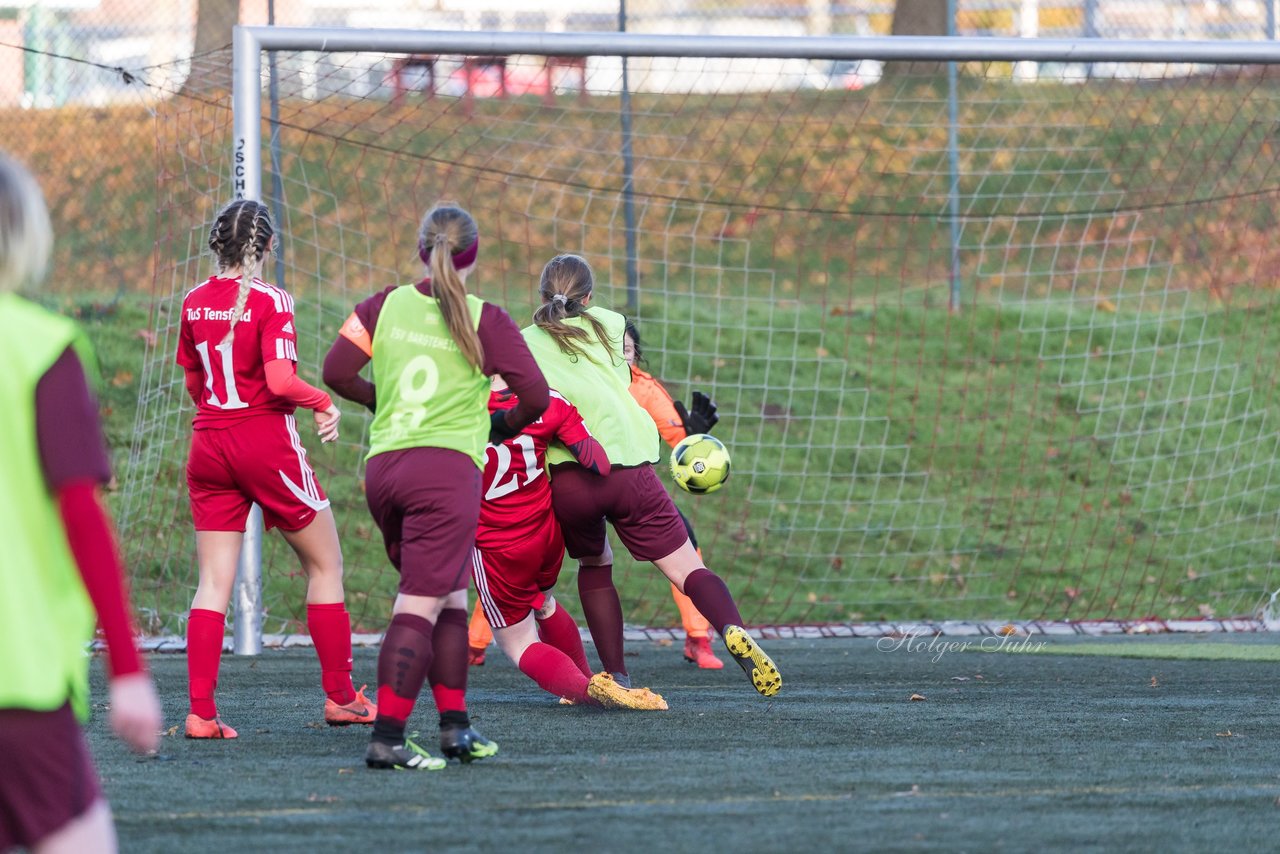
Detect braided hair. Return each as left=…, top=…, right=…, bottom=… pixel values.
left=208, top=199, right=273, bottom=345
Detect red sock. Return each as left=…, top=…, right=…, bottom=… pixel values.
left=187, top=608, right=225, bottom=719
left=577, top=564, right=627, bottom=676
left=307, top=602, right=356, bottom=704
left=375, top=685, right=417, bottom=728
left=536, top=600, right=592, bottom=677
left=431, top=684, right=467, bottom=715
left=374, top=684, right=416, bottom=749
left=373, top=612, right=434, bottom=742
left=682, top=568, right=744, bottom=636
left=518, top=642, right=592, bottom=704
left=429, top=608, right=469, bottom=715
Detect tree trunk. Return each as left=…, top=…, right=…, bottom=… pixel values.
left=182, top=0, right=239, bottom=95
left=886, top=0, right=950, bottom=77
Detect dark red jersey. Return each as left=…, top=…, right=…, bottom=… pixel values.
left=177, top=276, right=299, bottom=427
left=478, top=389, right=592, bottom=550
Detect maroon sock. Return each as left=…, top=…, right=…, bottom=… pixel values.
left=373, top=612, right=434, bottom=743
left=307, top=602, right=356, bottom=705
left=428, top=607, right=469, bottom=716
left=577, top=564, right=627, bottom=676
left=187, top=608, right=225, bottom=719
left=536, top=600, right=592, bottom=677
left=681, top=568, right=744, bottom=636
left=518, top=642, right=592, bottom=704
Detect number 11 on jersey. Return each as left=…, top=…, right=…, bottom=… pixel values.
left=194, top=339, right=248, bottom=410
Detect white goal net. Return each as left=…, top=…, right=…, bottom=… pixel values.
left=120, top=30, right=1280, bottom=639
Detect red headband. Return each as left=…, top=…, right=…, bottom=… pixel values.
left=419, top=236, right=479, bottom=271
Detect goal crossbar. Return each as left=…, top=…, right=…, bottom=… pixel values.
left=237, top=27, right=1280, bottom=64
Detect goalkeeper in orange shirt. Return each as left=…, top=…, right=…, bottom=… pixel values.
left=467, top=318, right=725, bottom=669
left=620, top=319, right=724, bottom=668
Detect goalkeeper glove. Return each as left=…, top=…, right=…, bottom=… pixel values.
left=673, top=390, right=719, bottom=436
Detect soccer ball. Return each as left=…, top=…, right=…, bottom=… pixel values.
left=670, top=434, right=731, bottom=494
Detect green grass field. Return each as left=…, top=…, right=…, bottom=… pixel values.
left=80, top=278, right=1280, bottom=633
left=86, top=637, right=1280, bottom=852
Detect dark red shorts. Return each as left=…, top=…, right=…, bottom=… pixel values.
left=472, top=514, right=565, bottom=628
left=366, top=446, right=481, bottom=598
left=0, top=704, right=102, bottom=851
left=187, top=412, right=329, bottom=532
left=550, top=464, right=688, bottom=562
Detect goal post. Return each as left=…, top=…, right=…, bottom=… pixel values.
left=121, top=26, right=1280, bottom=650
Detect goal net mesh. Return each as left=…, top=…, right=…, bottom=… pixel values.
left=121, top=44, right=1280, bottom=636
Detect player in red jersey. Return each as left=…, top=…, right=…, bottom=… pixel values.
left=177, top=199, right=375, bottom=739
left=473, top=378, right=666, bottom=710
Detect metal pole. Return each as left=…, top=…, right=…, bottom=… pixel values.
left=233, top=505, right=264, bottom=654
left=52, top=14, right=70, bottom=107
left=946, top=0, right=961, bottom=312
left=268, top=0, right=287, bottom=290
left=240, top=27, right=1280, bottom=65
left=233, top=27, right=263, bottom=201
left=807, top=0, right=831, bottom=37
left=231, top=26, right=264, bottom=655
left=1268, top=0, right=1277, bottom=40
left=1013, top=0, right=1039, bottom=82
left=619, top=0, right=639, bottom=313
left=1084, top=0, right=1097, bottom=79
left=25, top=6, right=46, bottom=107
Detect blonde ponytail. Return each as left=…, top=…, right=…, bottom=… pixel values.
left=533, top=254, right=616, bottom=363
left=419, top=205, right=484, bottom=371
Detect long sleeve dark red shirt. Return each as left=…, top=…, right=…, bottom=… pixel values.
left=36, top=347, right=143, bottom=679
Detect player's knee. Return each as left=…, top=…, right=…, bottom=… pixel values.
left=578, top=544, right=612, bottom=566
left=317, top=558, right=345, bottom=579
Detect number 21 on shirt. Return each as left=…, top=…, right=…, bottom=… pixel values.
left=486, top=434, right=541, bottom=500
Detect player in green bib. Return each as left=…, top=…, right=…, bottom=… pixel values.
left=324, top=203, right=549, bottom=770
left=522, top=253, right=781, bottom=698
left=0, top=154, right=161, bottom=853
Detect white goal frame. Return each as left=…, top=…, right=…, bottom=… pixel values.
left=229, top=26, right=1280, bottom=653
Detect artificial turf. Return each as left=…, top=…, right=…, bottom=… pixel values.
left=85, top=634, right=1280, bottom=852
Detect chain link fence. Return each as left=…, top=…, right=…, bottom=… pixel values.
left=0, top=0, right=1276, bottom=293
left=5, top=1, right=1279, bottom=110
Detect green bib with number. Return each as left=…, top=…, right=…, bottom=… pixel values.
left=367, top=285, right=490, bottom=467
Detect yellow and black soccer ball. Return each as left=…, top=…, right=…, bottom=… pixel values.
left=670, top=433, right=731, bottom=494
